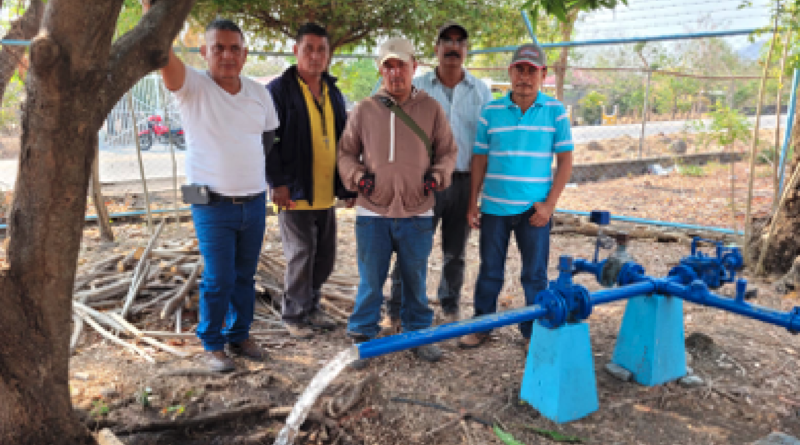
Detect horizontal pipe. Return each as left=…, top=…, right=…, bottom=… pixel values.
left=0, top=207, right=192, bottom=230
left=657, top=280, right=797, bottom=331
left=0, top=29, right=762, bottom=55
left=555, top=209, right=742, bottom=235
left=468, top=29, right=760, bottom=54
left=573, top=258, right=604, bottom=283
left=590, top=281, right=657, bottom=305
left=356, top=305, right=548, bottom=360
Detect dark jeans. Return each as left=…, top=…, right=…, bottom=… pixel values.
left=278, top=207, right=337, bottom=324
left=388, top=174, right=472, bottom=317
left=347, top=216, right=435, bottom=339
left=473, top=206, right=550, bottom=339
left=191, top=193, right=266, bottom=351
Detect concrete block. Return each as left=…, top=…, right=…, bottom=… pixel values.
left=521, top=321, right=599, bottom=423
left=612, top=294, right=687, bottom=386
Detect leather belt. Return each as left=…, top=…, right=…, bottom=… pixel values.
left=209, top=192, right=260, bottom=204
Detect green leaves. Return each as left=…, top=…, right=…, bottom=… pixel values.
left=493, top=425, right=526, bottom=445
left=522, top=0, right=628, bottom=22
left=494, top=424, right=585, bottom=444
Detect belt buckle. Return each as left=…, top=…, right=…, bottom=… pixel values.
left=231, top=197, right=244, bottom=205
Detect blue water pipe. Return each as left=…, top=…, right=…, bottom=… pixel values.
left=0, top=207, right=191, bottom=230
left=778, top=68, right=799, bottom=195
left=521, top=11, right=539, bottom=45
left=556, top=208, right=742, bottom=235
left=356, top=305, right=548, bottom=360
left=353, top=213, right=799, bottom=361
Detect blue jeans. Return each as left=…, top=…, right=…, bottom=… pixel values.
left=473, top=206, right=550, bottom=339
left=191, top=193, right=266, bottom=351
left=348, top=216, right=435, bottom=338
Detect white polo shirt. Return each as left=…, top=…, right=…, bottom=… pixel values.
left=174, top=67, right=279, bottom=196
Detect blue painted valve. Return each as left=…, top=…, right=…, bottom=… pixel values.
left=679, top=237, right=743, bottom=289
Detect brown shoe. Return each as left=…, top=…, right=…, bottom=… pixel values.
left=228, top=338, right=267, bottom=361
left=306, top=309, right=338, bottom=329
left=202, top=350, right=235, bottom=373
left=284, top=322, right=314, bottom=339
left=458, top=332, right=491, bottom=349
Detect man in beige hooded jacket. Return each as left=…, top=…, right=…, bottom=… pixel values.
left=338, top=37, right=457, bottom=367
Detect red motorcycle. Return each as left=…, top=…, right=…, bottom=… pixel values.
left=137, top=115, right=186, bottom=151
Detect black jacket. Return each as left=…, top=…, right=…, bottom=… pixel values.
left=266, top=66, right=356, bottom=205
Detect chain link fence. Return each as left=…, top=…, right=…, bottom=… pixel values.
left=0, top=38, right=794, bottom=235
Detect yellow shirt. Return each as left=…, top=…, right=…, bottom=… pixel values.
left=293, top=77, right=337, bottom=210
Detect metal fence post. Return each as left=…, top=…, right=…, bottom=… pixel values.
left=778, top=68, right=799, bottom=195
left=639, top=69, right=651, bottom=159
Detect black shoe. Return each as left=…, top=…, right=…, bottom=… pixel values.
left=306, top=309, right=338, bottom=329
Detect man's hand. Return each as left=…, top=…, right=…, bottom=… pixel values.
left=272, top=186, right=294, bottom=210
left=345, top=198, right=356, bottom=208
left=358, top=173, right=375, bottom=197
left=141, top=0, right=154, bottom=13
left=423, top=172, right=437, bottom=196
left=530, top=202, right=554, bottom=227
left=467, top=204, right=481, bottom=229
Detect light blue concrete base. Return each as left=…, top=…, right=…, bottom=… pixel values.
left=521, top=322, right=599, bottom=423
left=612, top=294, right=687, bottom=386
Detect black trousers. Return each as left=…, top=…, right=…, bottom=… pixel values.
left=278, top=207, right=337, bottom=324
left=388, top=173, right=472, bottom=317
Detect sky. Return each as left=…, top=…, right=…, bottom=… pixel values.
left=574, top=0, right=774, bottom=48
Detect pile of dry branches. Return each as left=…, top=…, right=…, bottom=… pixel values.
left=70, top=220, right=358, bottom=360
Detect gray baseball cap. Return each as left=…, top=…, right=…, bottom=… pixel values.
left=437, top=21, right=468, bottom=40
left=510, top=43, right=546, bottom=68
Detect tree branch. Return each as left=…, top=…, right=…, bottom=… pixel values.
left=102, top=0, right=196, bottom=124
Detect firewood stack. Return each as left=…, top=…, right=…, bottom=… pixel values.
left=70, top=220, right=358, bottom=361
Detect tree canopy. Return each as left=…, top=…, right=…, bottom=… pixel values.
left=191, top=0, right=532, bottom=54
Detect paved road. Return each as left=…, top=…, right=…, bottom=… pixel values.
left=0, top=115, right=789, bottom=193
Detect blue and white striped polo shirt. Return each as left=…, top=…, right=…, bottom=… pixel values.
left=473, top=91, right=573, bottom=216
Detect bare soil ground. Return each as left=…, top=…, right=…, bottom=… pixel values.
left=59, top=210, right=800, bottom=445
left=561, top=162, right=777, bottom=230
left=572, top=129, right=775, bottom=164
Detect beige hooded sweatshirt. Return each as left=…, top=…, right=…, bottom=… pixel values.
left=337, top=87, right=457, bottom=218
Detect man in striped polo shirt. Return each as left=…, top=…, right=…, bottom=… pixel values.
left=459, top=43, right=574, bottom=348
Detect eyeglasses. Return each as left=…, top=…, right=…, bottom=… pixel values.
left=439, top=38, right=467, bottom=48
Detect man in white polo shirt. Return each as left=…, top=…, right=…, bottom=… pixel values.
left=146, top=2, right=279, bottom=372
left=459, top=43, right=573, bottom=349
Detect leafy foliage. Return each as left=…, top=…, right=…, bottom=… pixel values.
left=329, top=57, right=378, bottom=104
left=191, top=0, right=530, bottom=55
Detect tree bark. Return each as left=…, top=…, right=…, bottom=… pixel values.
left=0, top=0, right=44, bottom=104
left=747, top=92, right=800, bottom=274
left=552, top=11, right=577, bottom=102
left=0, top=1, right=195, bottom=443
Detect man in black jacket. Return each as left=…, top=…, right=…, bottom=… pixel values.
left=266, top=23, right=356, bottom=338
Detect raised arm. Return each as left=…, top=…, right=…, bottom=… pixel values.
left=143, top=0, right=186, bottom=91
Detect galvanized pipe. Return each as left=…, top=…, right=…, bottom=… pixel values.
left=355, top=305, right=548, bottom=360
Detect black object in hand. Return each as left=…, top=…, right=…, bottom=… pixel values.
left=423, top=172, right=437, bottom=196
left=358, top=173, right=375, bottom=197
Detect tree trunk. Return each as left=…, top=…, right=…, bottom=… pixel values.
left=0, top=0, right=44, bottom=103
left=90, top=139, right=114, bottom=242
left=552, top=11, right=577, bottom=102
left=747, top=92, right=800, bottom=274
left=0, top=1, right=194, bottom=442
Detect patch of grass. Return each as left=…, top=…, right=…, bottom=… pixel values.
left=91, top=400, right=110, bottom=417
left=678, top=164, right=705, bottom=177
